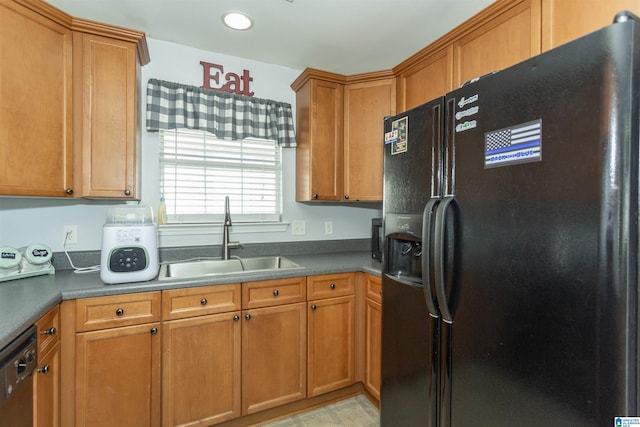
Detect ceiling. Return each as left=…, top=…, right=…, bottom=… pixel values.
left=46, top=0, right=496, bottom=75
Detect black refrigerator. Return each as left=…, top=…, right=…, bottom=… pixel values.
left=381, top=12, right=640, bottom=427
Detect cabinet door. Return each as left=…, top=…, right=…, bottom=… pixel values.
left=162, top=312, right=241, bottom=427
left=242, top=303, right=306, bottom=414
left=308, top=295, right=355, bottom=397
left=364, top=298, right=381, bottom=401
left=343, top=79, right=396, bottom=202
left=453, top=0, right=541, bottom=87
left=542, top=0, right=640, bottom=50
left=296, top=79, right=344, bottom=201
left=0, top=0, right=73, bottom=197
left=75, top=323, right=161, bottom=427
left=34, top=343, right=60, bottom=427
left=396, top=46, right=453, bottom=112
left=74, top=32, right=138, bottom=198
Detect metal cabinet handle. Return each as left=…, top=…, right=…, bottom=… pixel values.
left=41, top=327, right=56, bottom=336
left=273, top=290, right=279, bottom=296
left=201, top=298, right=208, bottom=306
left=245, top=314, right=251, bottom=320
left=344, top=194, right=350, bottom=199
left=124, top=189, right=131, bottom=196
left=330, top=283, right=336, bottom=289
left=233, top=315, right=240, bottom=321
left=65, top=188, right=74, bottom=195
left=150, top=327, right=158, bottom=335
left=311, top=304, right=317, bottom=311
left=37, top=365, right=50, bottom=374
left=115, top=308, right=124, bottom=316
left=313, top=194, right=318, bottom=199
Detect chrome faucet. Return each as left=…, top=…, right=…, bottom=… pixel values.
left=222, top=196, right=241, bottom=259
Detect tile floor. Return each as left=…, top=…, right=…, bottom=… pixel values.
left=260, top=395, right=380, bottom=427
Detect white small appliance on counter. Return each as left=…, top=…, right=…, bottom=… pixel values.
left=100, top=205, right=159, bottom=284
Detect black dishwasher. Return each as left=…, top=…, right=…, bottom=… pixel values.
left=0, top=325, right=37, bottom=426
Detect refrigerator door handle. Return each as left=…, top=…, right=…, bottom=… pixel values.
left=434, top=196, right=455, bottom=324
left=422, top=198, right=440, bottom=318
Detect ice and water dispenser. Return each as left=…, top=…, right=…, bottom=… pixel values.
left=384, top=213, right=424, bottom=282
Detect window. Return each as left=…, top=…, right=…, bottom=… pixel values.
left=159, top=128, right=282, bottom=224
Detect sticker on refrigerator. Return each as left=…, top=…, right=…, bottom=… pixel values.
left=455, top=106, right=479, bottom=120
left=390, top=116, right=408, bottom=155
left=384, top=129, right=398, bottom=145
left=458, top=94, right=478, bottom=108
left=484, top=119, right=542, bottom=168
left=455, top=120, right=477, bottom=133
left=615, top=417, right=640, bottom=426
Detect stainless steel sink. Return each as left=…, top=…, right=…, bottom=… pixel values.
left=158, top=256, right=302, bottom=280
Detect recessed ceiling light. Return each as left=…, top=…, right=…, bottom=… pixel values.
left=222, top=11, right=253, bottom=31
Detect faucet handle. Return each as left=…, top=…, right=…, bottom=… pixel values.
left=228, top=241, right=242, bottom=250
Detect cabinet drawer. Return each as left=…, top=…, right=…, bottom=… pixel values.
left=307, top=273, right=355, bottom=300
left=242, top=277, right=306, bottom=309
left=75, top=292, right=161, bottom=332
left=365, top=274, right=382, bottom=304
left=36, top=305, right=60, bottom=355
left=162, top=284, right=241, bottom=320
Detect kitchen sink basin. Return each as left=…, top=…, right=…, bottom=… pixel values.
left=158, top=256, right=303, bottom=280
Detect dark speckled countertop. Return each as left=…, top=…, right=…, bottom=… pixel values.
left=0, top=251, right=381, bottom=349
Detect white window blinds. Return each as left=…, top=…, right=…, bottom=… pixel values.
left=159, top=129, right=282, bottom=223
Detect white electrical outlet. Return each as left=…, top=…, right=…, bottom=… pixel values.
left=292, top=220, right=306, bottom=235
left=63, top=225, right=78, bottom=245
left=324, top=221, right=333, bottom=235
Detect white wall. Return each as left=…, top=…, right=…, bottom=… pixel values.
left=0, top=39, right=381, bottom=252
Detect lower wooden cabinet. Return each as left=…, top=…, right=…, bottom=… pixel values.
left=162, top=311, right=241, bottom=427
left=75, top=323, right=161, bottom=427
left=34, top=306, right=61, bottom=427
left=58, top=273, right=381, bottom=426
left=308, top=295, right=355, bottom=397
left=364, top=274, right=382, bottom=401
left=34, top=343, right=60, bottom=427
left=242, top=302, right=307, bottom=414
left=60, top=292, right=162, bottom=426
left=307, top=273, right=356, bottom=397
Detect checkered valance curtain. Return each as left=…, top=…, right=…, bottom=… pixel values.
left=146, top=79, right=296, bottom=147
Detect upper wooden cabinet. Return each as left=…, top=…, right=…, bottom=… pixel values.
left=541, top=0, right=640, bottom=50
left=395, top=0, right=541, bottom=111
left=343, top=77, right=395, bottom=201
left=292, top=71, right=344, bottom=201
left=395, top=46, right=453, bottom=112
left=292, top=69, right=394, bottom=202
left=72, top=29, right=144, bottom=198
left=452, top=0, right=541, bottom=88
left=0, top=0, right=73, bottom=197
left=0, top=0, right=149, bottom=198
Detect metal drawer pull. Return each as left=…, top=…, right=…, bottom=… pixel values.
left=330, top=283, right=336, bottom=289
left=273, top=290, right=279, bottom=296
left=245, top=314, right=251, bottom=320
left=150, top=327, right=158, bottom=335
left=233, top=315, right=240, bottom=321
left=41, top=327, right=56, bottom=335
left=201, top=298, right=208, bottom=305
left=37, top=365, right=50, bottom=374
left=115, top=308, right=124, bottom=316
left=311, top=304, right=317, bottom=311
